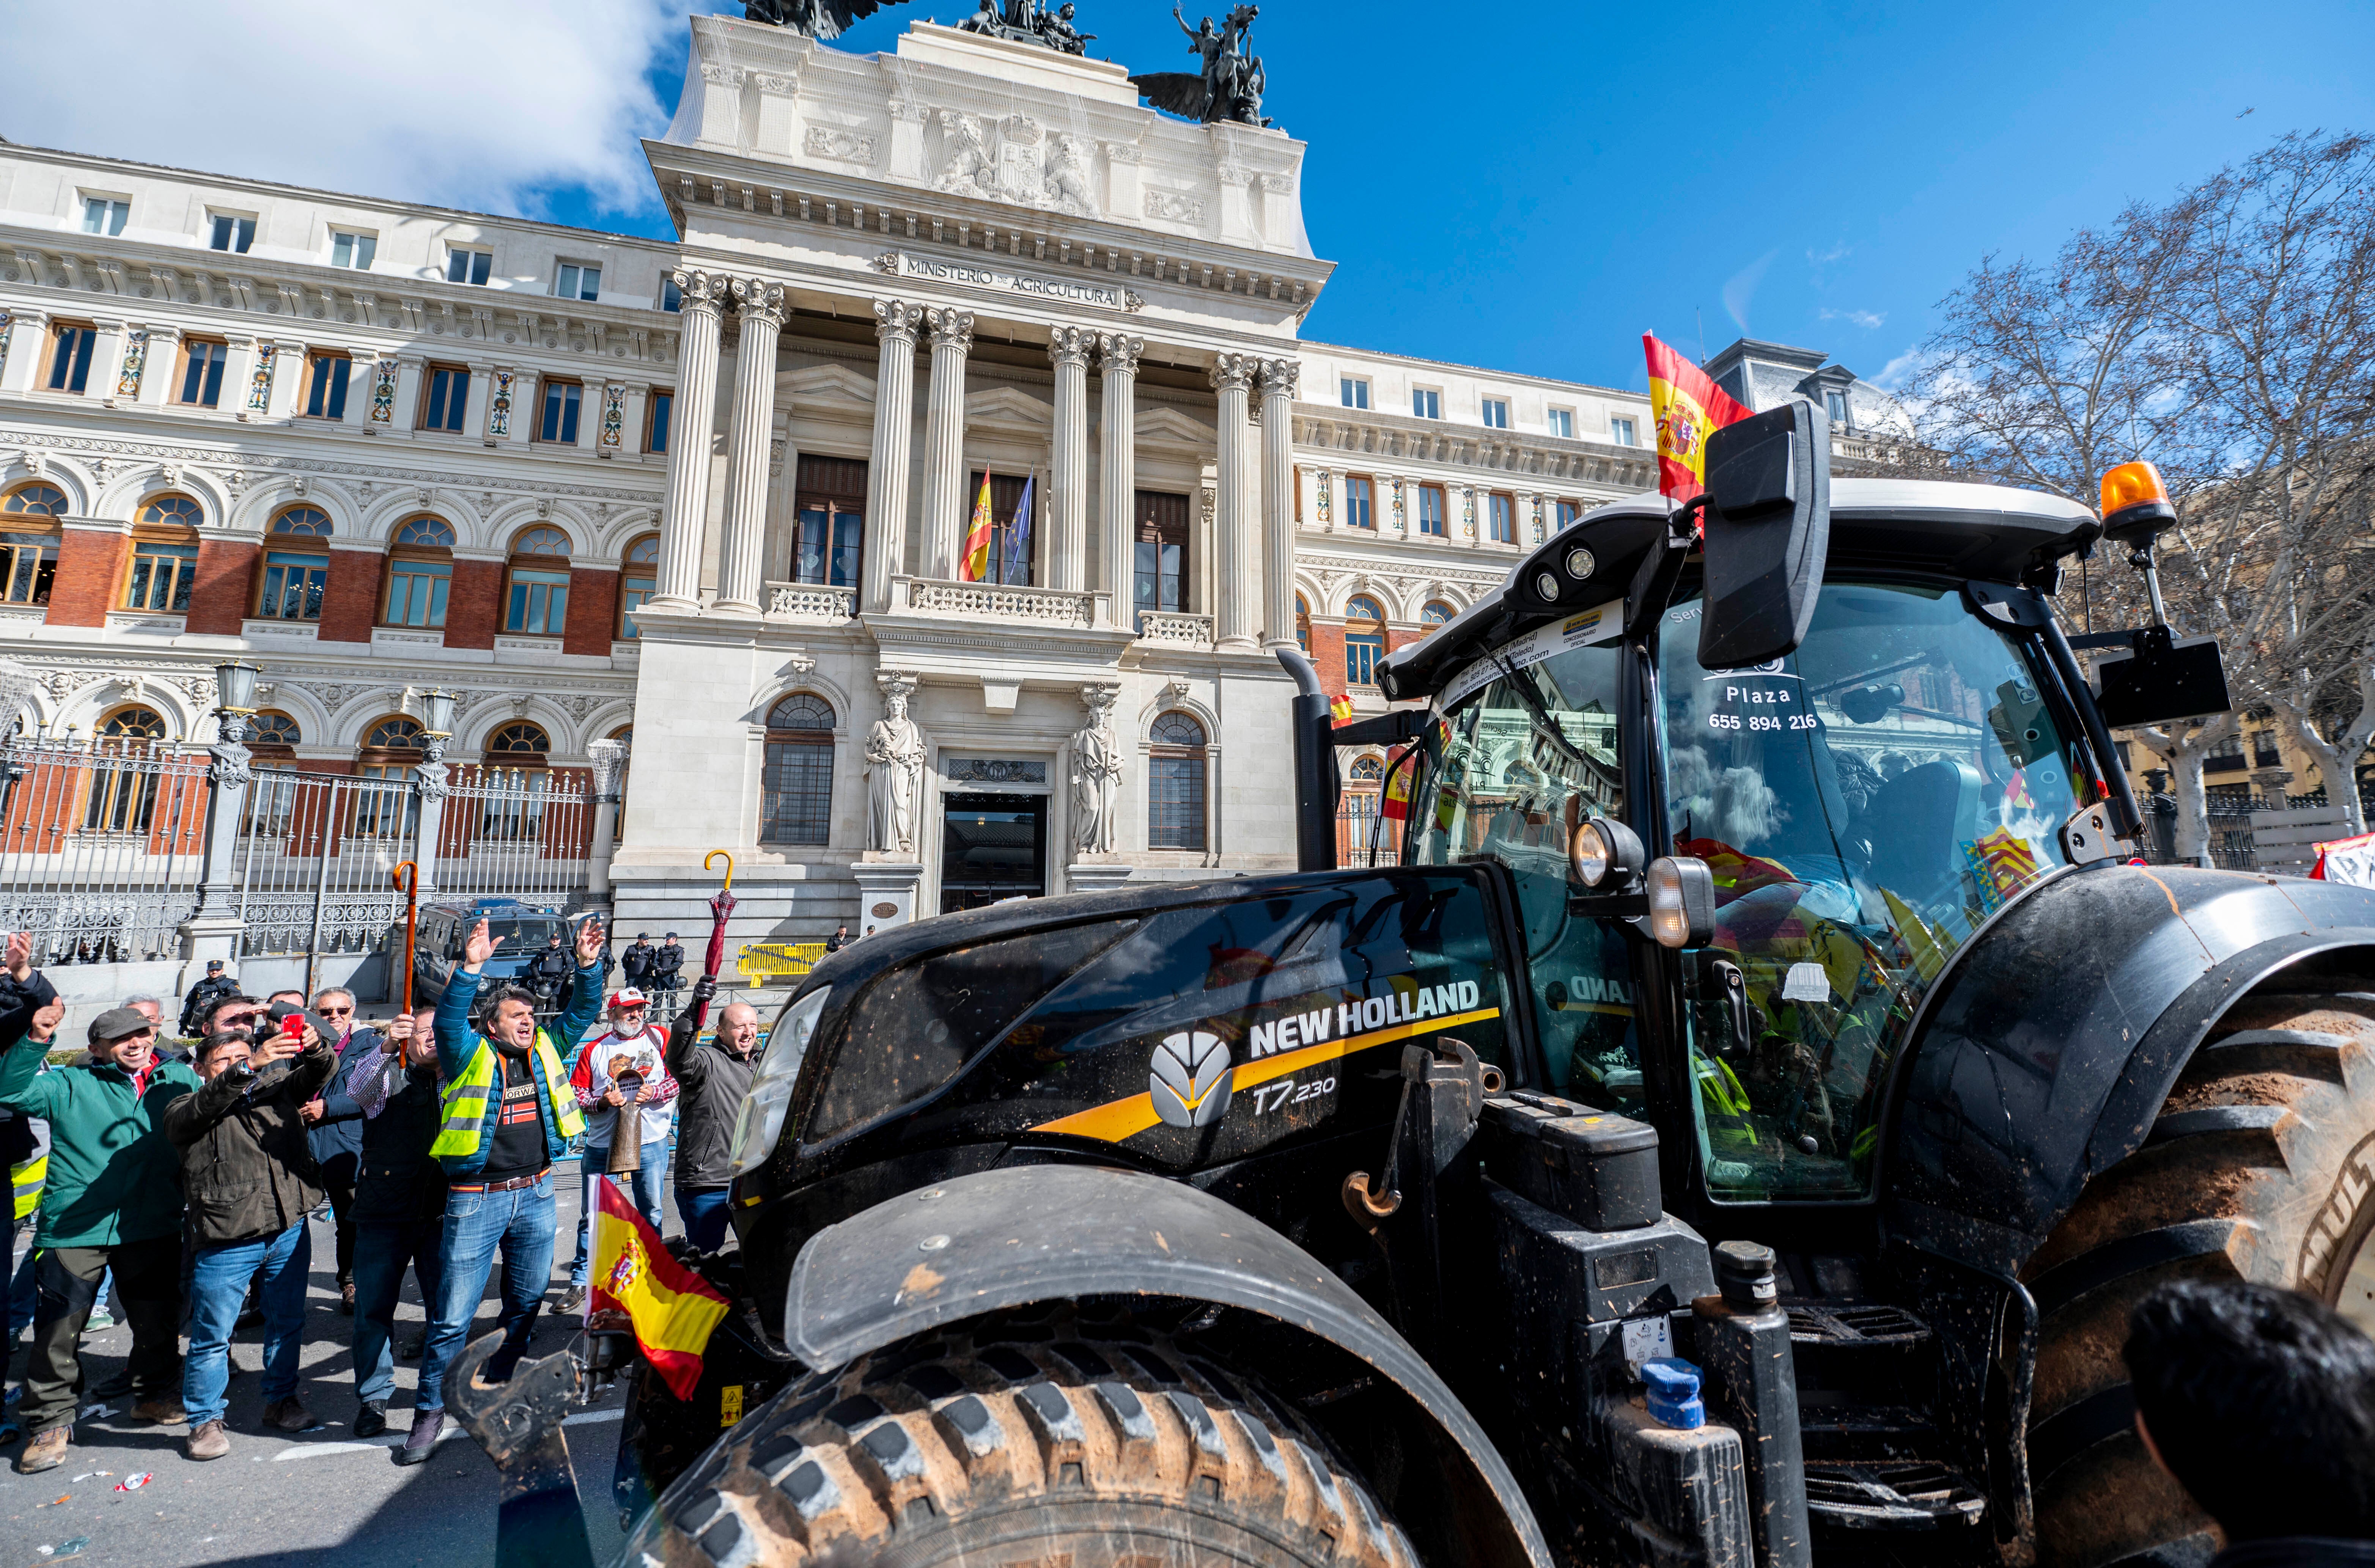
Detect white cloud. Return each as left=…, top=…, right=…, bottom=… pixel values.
left=1807, top=241, right=1851, bottom=264
left=1819, top=307, right=1886, bottom=330
left=1, top=0, right=685, bottom=220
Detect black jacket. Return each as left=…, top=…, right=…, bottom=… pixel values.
left=652, top=943, right=686, bottom=982
left=347, top=1048, right=447, bottom=1224
left=303, top=1027, right=381, bottom=1168
left=178, top=974, right=240, bottom=1036
left=664, top=1010, right=758, bottom=1189
left=528, top=944, right=573, bottom=989
left=164, top=1040, right=336, bottom=1247
left=621, top=943, right=655, bottom=984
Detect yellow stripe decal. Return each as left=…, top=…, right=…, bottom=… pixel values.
left=1030, top=1006, right=1502, bottom=1144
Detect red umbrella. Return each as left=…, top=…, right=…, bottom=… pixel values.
left=691, top=850, right=736, bottom=1031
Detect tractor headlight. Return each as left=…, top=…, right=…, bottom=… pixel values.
left=1570, top=815, right=1643, bottom=888
left=1646, top=857, right=1716, bottom=949
left=728, top=985, right=829, bottom=1177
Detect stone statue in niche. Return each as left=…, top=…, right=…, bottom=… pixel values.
left=864, top=676, right=926, bottom=857
left=1132, top=3, right=1269, bottom=127
left=1070, top=685, right=1123, bottom=856
left=742, top=0, right=911, bottom=38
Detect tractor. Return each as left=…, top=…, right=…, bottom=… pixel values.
left=465, top=402, right=2375, bottom=1568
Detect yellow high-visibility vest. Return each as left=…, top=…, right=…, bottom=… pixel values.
left=428, top=1032, right=584, bottom=1160
left=9, top=1153, right=42, bottom=1222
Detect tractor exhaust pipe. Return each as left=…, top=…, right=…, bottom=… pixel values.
left=1274, top=646, right=1338, bottom=872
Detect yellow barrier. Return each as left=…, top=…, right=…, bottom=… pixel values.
left=737, top=940, right=827, bottom=985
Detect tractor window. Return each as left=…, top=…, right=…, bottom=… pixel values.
left=1655, top=582, right=2084, bottom=1201
left=1405, top=638, right=1643, bottom=1111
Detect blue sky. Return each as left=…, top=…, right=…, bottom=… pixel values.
left=17, top=0, right=2372, bottom=395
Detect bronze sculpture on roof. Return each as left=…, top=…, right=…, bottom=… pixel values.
left=1131, top=4, right=1268, bottom=127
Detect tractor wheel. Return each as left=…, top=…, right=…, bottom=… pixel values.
left=631, top=1322, right=1418, bottom=1568
left=2023, top=987, right=2375, bottom=1568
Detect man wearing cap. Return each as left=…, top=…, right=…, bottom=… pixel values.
left=621, top=933, right=656, bottom=992
left=651, top=933, right=686, bottom=1007
left=558, top=985, right=677, bottom=1315
left=0, top=936, right=201, bottom=1474
left=178, top=959, right=239, bottom=1039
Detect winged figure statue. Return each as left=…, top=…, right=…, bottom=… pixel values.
left=1130, top=4, right=1268, bottom=126
left=743, top=0, right=911, bottom=39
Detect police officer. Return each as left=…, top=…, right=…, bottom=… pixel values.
left=527, top=931, right=571, bottom=1013
left=651, top=933, right=685, bottom=1005
left=177, top=960, right=238, bottom=1039
left=620, top=933, right=656, bottom=990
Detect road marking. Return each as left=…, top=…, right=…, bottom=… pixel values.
left=564, top=1408, right=624, bottom=1426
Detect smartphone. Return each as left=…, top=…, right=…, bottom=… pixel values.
left=280, top=1013, right=305, bottom=1043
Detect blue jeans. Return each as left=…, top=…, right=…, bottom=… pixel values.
left=420, top=1173, right=555, bottom=1415
left=676, top=1187, right=731, bottom=1254
left=350, top=1219, right=444, bottom=1410
left=184, top=1222, right=310, bottom=1426
left=569, top=1139, right=667, bottom=1287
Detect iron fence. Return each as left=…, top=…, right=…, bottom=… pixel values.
left=0, top=738, right=212, bottom=963
left=231, top=768, right=419, bottom=982
left=432, top=765, right=595, bottom=910
left=1337, top=798, right=1402, bottom=867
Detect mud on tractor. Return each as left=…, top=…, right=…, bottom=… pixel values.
left=459, top=402, right=2375, bottom=1568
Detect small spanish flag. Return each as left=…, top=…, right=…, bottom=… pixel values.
left=1329, top=693, right=1355, bottom=723
left=591, top=1177, right=730, bottom=1399
left=961, top=471, right=996, bottom=582
left=1643, top=333, right=1752, bottom=503
left=1380, top=755, right=1414, bottom=824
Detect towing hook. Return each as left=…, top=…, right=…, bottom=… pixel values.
left=1342, top=1170, right=1403, bottom=1232
left=445, top=1329, right=582, bottom=1461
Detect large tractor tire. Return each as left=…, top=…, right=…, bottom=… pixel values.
left=632, top=1320, right=1418, bottom=1568
left=2022, top=986, right=2375, bottom=1568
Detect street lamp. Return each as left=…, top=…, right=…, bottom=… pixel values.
left=419, top=688, right=456, bottom=763
left=212, top=659, right=261, bottom=743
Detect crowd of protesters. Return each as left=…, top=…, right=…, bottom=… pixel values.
left=0, top=910, right=769, bottom=1472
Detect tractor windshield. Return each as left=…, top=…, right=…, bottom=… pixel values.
left=1655, top=580, right=2086, bottom=1200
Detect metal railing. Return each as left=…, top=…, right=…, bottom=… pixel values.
left=431, top=765, right=596, bottom=910
left=1337, top=798, right=1401, bottom=867
left=231, top=768, right=418, bottom=975
left=0, top=738, right=212, bottom=963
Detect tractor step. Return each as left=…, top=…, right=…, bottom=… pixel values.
left=1804, top=1458, right=1990, bottom=1530
left=1787, top=1301, right=1933, bottom=1346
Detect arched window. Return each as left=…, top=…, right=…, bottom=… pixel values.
left=98, top=706, right=166, bottom=740
left=1345, top=596, right=1387, bottom=689
left=0, top=484, right=64, bottom=606
left=247, top=711, right=301, bottom=751
left=760, top=693, right=835, bottom=845
left=1149, top=710, right=1207, bottom=851
left=243, top=713, right=302, bottom=835
left=355, top=716, right=424, bottom=839
left=86, top=706, right=170, bottom=832
left=619, top=533, right=659, bottom=640
left=258, top=504, right=332, bottom=622
left=361, top=715, right=425, bottom=755
left=504, top=525, right=571, bottom=634
left=138, top=494, right=204, bottom=528
left=1295, top=593, right=1310, bottom=653
left=472, top=722, right=552, bottom=841
left=385, top=515, right=455, bottom=629
left=1421, top=601, right=1454, bottom=627
left=486, top=721, right=549, bottom=760
left=124, top=501, right=199, bottom=615
left=1348, top=755, right=1385, bottom=787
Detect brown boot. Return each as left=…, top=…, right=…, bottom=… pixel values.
left=183, top=1419, right=230, bottom=1461
left=14, top=1426, right=68, bottom=1474
left=261, top=1396, right=316, bottom=1433
left=131, top=1395, right=189, bottom=1425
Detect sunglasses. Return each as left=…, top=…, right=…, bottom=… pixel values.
left=321, top=1005, right=354, bottom=1018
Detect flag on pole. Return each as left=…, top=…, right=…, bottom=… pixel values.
left=1003, top=473, right=1036, bottom=584
left=591, top=1176, right=730, bottom=1398
left=1380, top=754, right=1414, bottom=824
left=1643, top=333, right=1752, bottom=503
left=1329, top=693, right=1355, bottom=723
left=961, top=471, right=996, bottom=582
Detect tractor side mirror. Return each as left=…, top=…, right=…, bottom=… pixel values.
left=2092, top=626, right=2233, bottom=729
left=1698, top=399, right=1832, bottom=670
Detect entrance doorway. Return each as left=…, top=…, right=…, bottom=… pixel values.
left=939, top=792, right=1047, bottom=913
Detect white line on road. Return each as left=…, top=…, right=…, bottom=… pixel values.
left=564, top=1408, right=624, bottom=1426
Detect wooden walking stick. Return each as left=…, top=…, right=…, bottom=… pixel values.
left=391, top=861, right=420, bottom=1014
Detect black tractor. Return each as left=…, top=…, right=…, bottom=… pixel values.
left=470, top=404, right=2375, bottom=1568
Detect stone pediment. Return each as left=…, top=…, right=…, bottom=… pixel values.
left=1134, top=404, right=1216, bottom=450
left=784, top=361, right=877, bottom=408
left=966, top=383, right=1055, bottom=431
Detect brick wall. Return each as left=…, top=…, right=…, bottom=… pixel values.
left=185, top=539, right=261, bottom=636
left=445, top=558, right=503, bottom=650
left=317, top=548, right=384, bottom=644
left=1309, top=621, right=1348, bottom=697
left=563, top=567, right=618, bottom=658
left=46, top=529, right=128, bottom=627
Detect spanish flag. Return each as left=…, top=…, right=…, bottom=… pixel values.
left=1379, top=754, right=1415, bottom=824
left=1644, top=334, right=1752, bottom=503
left=591, top=1177, right=730, bottom=1399
left=1329, top=693, right=1355, bottom=723
left=961, top=471, right=996, bottom=582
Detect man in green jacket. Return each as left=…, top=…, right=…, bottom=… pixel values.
left=0, top=934, right=201, bottom=1475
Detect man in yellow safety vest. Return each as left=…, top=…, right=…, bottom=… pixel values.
left=398, top=912, right=604, bottom=1466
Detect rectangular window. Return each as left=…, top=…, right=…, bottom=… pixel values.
left=1340, top=376, right=1369, bottom=410
left=47, top=324, right=96, bottom=394
left=303, top=352, right=351, bottom=419
left=1610, top=416, right=1637, bottom=447
left=257, top=550, right=327, bottom=621
left=538, top=380, right=582, bottom=443
left=645, top=389, right=672, bottom=454
left=1481, top=398, right=1509, bottom=429
left=1546, top=407, right=1574, bottom=439
left=793, top=454, right=869, bottom=589
left=660, top=276, right=682, bottom=313
left=82, top=198, right=128, bottom=236
left=1554, top=499, right=1581, bottom=530
left=208, top=214, right=255, bottom=253
left=1344, top=474, right=1375, bottom=529
left=446, top=247, right=492, bottom=286
left=1488, top=492, right=1516, bottom=543
left=124, top=540, right=199, bottom=613
left=422, top=365, right=470, bottom=432
left=384, top=558, right=451, bottom=628
left=1149, top=755, right=1206, bottom=850
left=554, top=262, right=601, bottom=302
left=1133, top=489, right=1191, bottom=625
left=760, top=736, right=833, bottom=845
left=1417, top=484, right=1447, bottom=536
left=0, top=532, right=58, bottom=605
left=178, top=338, right=228, bottom=407
left=505, top=567, right=569, bottom=633
left=964, top=471, right=1035, bottom=585
left=619, top=570, right=654, bottom=639
left=1346, top=632, right=1386, bottom=688
left=1825, top=389, right=1848, bottom=425
left=329, top=231, right=377, bottom=270
left=1413, top=388, right=1441, bottom=420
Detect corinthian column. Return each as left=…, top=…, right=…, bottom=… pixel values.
left=920, top=308, right=974, bottom=581
left=651, top=268, right=731, bottom=612
left=1211, top=354, right=1257, bottom=650
left=716, top=275, right=786, bottom=616
left=864, top=300, right=925, bottom=614
left=1046, top=326, right=1093, bottom=592
left=1098, top=332, right=1142, bottom=620
left=1257, top=357, right=1300, bottom=649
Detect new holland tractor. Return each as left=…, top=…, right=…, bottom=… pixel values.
left=456, top=402, right=2375, bottom=1568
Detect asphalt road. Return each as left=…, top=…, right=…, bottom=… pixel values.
left=4, top=1158, right=654, bottom=1568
